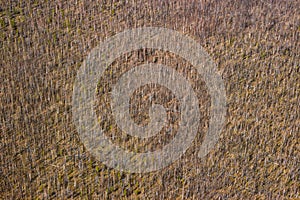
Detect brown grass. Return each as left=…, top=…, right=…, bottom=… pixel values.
left=0, top=0, right=299, bottom=199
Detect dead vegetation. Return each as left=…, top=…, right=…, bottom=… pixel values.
left=0, top=0, right=299, bottom=199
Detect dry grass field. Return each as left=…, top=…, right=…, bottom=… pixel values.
left=1, top=0, right=299, bottom=199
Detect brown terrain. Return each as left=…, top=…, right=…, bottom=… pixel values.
left=0, top=0, right=299, bottom=199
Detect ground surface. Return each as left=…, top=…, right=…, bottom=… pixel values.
left=0, top=0, right=299, bottom=199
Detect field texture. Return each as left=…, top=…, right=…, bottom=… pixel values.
left=1, top=0, right=299, bottom=199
